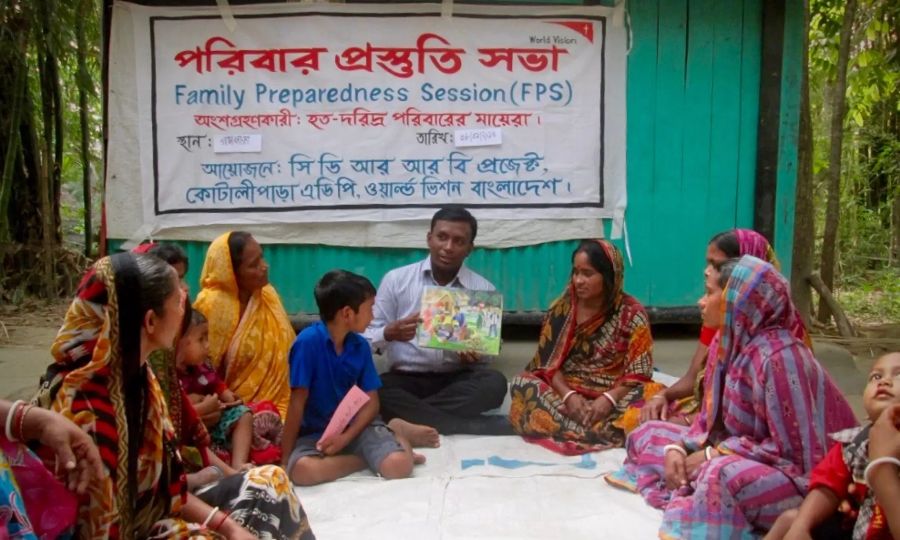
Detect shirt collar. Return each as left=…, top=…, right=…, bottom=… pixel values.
left=314, top=320, right=361, bottom=352
left=420, top=256, right=474, bottom=288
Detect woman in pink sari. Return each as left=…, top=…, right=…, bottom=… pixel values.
left=637, top=228, right=809, bottom=427
left=1, top=399, right=102, bottom=538
left=607, top=256, right=856, bottom=538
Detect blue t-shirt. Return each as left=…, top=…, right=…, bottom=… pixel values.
left=288, top=321, right=382, bottom=437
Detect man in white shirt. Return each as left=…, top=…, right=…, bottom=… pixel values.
left=364, top=207, right=512, bottom=437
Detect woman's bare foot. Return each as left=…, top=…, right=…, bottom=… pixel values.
left=413, top=452, right=426, bottom=465
left=388, top=418, right=441, bottom=448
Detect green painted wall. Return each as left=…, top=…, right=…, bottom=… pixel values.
left=113, top=0, right=800, bottom=315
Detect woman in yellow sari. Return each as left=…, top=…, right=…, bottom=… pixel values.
left=194, top=232, right=294, bottom=417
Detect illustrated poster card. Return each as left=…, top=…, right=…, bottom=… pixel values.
left=417, top=286, right=503, bottom=356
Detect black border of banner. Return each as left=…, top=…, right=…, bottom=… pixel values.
left=149, top=11, right=607, bottom=215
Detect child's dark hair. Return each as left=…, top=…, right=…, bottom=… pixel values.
left=148, top=243, right=189, bottom=271
left=430, top=206, right=478, bottom=242
left=717, top=258, right=741, bottom=289
left=314, top=270, right=376, bottom=321
left=189, top=308, right=207, bottom=329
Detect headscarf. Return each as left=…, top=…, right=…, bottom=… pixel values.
left=699, top=229, right=809, bottom=349
left=685, top=256, right=856, bottom=463
left=733, top=229, right=780, bottom=270
left=193, top=232, right=293, bottom=417
left=528, top=240, right=653, bottom=394
left=43, top=254, right=186, bottom=539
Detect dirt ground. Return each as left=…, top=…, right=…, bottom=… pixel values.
left=1, top=300, right=897, bottom=418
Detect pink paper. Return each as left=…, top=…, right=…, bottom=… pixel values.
left=317, top=385, right=371, bottom=448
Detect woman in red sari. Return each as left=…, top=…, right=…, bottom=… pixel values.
left=508, top=239, right=661, bottom=451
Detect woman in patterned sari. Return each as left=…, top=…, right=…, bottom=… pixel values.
left=508, top=239, right=661, bottom=452
left=637, top=228, right=810, bottom=427
left=1, top=397, right=103, bottom=538
left=194, top=232, right=294, bottom=417
left=607, top=256, right=856, bottom=539
left=40, top=252, right=312, bottom=539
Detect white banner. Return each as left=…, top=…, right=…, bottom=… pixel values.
left=115, top=2, right=626, bottom=234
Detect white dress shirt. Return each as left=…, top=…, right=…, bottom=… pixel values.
left=364, top=256, right=496, bottom=373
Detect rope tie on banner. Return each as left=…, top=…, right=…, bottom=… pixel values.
left=215, top=0, right=238, bottom=33
left=610, top=210, right=633, bottom=266
left=612, top=0, right=625, bottom=28
left=441, top=0, right=454, bottom=20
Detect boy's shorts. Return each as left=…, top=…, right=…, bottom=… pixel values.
left=287, top=417, right=404, bottom=474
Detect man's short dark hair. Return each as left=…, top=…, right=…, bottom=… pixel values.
left=430, top=206, right=477, bottom=242
left=314, top=270, right=377, bottom=322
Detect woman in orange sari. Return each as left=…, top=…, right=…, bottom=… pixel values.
left=194, top=232, right=294, bottom=417
left=508, top=239, right=662, bottom=452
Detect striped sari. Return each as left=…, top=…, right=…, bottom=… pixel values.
left=663, top=228, right=810, bottom=424
left=40, top=254, right=314, bottom=540
left=608, top=256, right=857, bottom=538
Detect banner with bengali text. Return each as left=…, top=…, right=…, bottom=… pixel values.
left=117, top=2, right=627, bottom=234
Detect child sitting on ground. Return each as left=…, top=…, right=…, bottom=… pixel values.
left=282, top=269, right=436, bottom=486
left=177, top=310, right=283, bottom=468
left=766, top=351, right=900, bottom=540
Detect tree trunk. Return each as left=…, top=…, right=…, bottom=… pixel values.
left=808, top=274, right=855, bottom=338
left=791, top=0, right=814, bottom=326
left=0, top=49, right=26, bottom=243
left=76, top=0, right=93, bottom=257
left=16, top=102, right=43, bottom=246
left=50, top=49, right=63, bottom=244
left=817, top=0, right=857, bottom=323
left=36, top=0, right=56, bottom=297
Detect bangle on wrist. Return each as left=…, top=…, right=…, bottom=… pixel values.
left=202, top=506, right=220, bottom=528
left=212, top=510, right=229, bottom=531
left=663, top=444, right=687, bottom=457
left=4, top=400, right=24, bottom=442
left=16, top=404, right=34, bottom=442
left=601, top=392, right=617, bottom=408
left=561, top=390, right=578, bottom=404
left=705, top=446, right=714, bottom=461
left=650, top=393, right=666, bottom=402
left=864, top=456, right=900, bottom=487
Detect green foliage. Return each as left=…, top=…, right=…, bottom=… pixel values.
left=808, top=0, right=899, bottom=324
left=835, top=267, right=900, bottom=324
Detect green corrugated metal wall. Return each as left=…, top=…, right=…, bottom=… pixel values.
left=113, top=0, right=783, bottom=315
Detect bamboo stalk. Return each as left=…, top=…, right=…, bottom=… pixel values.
left=36, top=0, right=56, bottom=297
left=76, top=0, right=93, bottom=257
left=0, top=55, right=26, bottom=242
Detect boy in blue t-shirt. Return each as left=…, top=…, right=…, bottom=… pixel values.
left=282, top=270, right=427, bottom=486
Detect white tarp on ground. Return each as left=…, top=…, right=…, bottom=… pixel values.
left=296, top=373, right=678, bottom=539
left=296, top=435, right=662, bottom=540
left=107, top=1, right=628, bottom=247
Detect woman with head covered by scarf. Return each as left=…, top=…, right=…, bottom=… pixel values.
left=194, top=232, right=294, bottom=418
left=38, top=252, right=312, bottom=539
left=637, top=229, right=810, bottom=427
left=607, top=256, right=856, bottom=538
left=508, top=239, right=661, bottom=453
